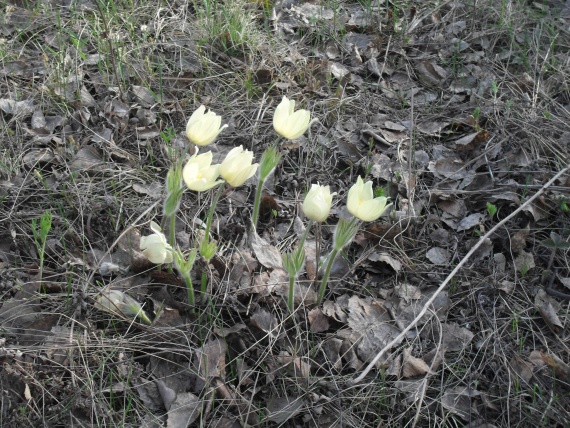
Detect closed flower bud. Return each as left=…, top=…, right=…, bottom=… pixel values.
left=140, top=221, right=173, bottom=264
left=95, top=288, right=151, bottom=324
left=273, top=96, right=311, bottom=140
left=182, top=150, right=224, bottom=192
left=302, top=183, right=335, bottom=222
left=186, top=105, right=228, bottom=146
left=220, top=146, right=259, bottom=187
left=347, top=177, right=391, bottom=222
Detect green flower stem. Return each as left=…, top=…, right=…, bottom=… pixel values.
left=317, top=217, right=360, bottom=305
left=173, top=248, right=198, bottom=311
left=204, top=184, right=224, bottom=244
left=252, top=175, right=264, bottom=230
left=252, top=145, right=282, bottom=230
left=283, top=219, right=313, bottom=312
left=288, top=273, right=296, bottom=312
left=201, top=270, right=208, bottom=296
left=181, top=271, right=195, bottom=308
left=198, top=185, right=224, bottom=304
left=314, top=221, right=321, bottom=286
left=170, top=213, right=176, bottom=248
left=317, top=248, right=339, bottom=305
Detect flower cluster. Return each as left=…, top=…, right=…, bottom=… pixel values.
left=133, top=95, right=394, bottom=315
left=301, top=177, right=391, bottom=223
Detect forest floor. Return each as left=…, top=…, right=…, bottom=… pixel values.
left=1, top=0, right=570, bottom=427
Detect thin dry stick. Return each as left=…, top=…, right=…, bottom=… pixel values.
left=352, top=164, right=570, bottom=384
left=412, top=308, right=443, bottom=428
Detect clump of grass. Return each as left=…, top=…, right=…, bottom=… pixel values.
left=193, top=0, right=265, bottom=57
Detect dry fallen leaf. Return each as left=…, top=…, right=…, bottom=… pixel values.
left=441, top=386, right=481, bottom=420
left=166, top=392, right=201, bottom=428
left=401, top=347, right=432, bottom=378
left=250, top=231, right=283, bottom=270
left=266, top=395, right=305, bottom=424
left=509, top=225, right=530, bottom=254
left=538, top=351, right=570, bottom=385
left=510, top=355, right=535, bottom=383
left=514, top=251, right=535, bottom=274
left=321, top=338, right=343, bottom=370
left=250, top=309, right=278, bottom=336
left=194, top=338, right=227, bottom=380
left=308, top=308, right=330, bottom=333
left=456, top=213, right=485, bottom=232
left=439, top=322, right=474, bottom=351
left=426, top=247, right=450, bottom=265
left=346, top=296, right=403, bottom=364
left=367, top=251, right=402, bottom=272
left=534, top=290, right=563, bottom=334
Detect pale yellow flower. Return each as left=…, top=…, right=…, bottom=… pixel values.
left=182, top=150, right=223, bottom=192
left=140, top=221, right=173, bottom=264
left=186, top=105, right=228, bottom=146
left=347, top=177, right=391, bottom=222
left=302, top=183, right=335, bottom=222
left=220, top=146, right=259, bottom=187
left=273, top=96, right=311, bottom=140
left=95, top=287, right=151, bottom=324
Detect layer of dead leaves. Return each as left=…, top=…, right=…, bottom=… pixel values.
left=1, top=0, right=570, bottom=427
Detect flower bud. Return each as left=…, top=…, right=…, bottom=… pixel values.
left=95, top=288, right=151, bottom=324
left=302, top=183, right=335, bottom=222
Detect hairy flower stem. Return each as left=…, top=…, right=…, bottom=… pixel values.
left=317, top=217, right=359, bottom=304
left=198, top=185, right=225, bottom=302
left=251, top=177, right=264, bottom=230
left=204, top=184, right=224, bottom=244
left=181, top=271, right=195, bottom=308
left=169, top=214, right=176, bottom=249
left=288, top=274, right=296, bottom=313
left=252, top=145, right=282, bottom=230
left=285, top=219, right=313, bottom=311
left=314, top=222, right=321, bottom=287
left=168, top=215, right=177, bottom=274
left=317, top=248, right=339, bottom=305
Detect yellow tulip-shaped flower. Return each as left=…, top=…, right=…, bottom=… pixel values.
left=220, top=146, right=259, bottom=187
left=302, top=183, right=335, bottom=222
left=182, top=150, right=224, bottom=192
left=347, top=177, right=391, bottom=222
left=273, top=96, right=311, bottom=140
left=186, top=105, right=228, bottom=146
left=140, top=221, right=173, bottom=264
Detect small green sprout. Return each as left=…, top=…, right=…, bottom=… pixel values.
left=486, top=202, right=497, bottom=220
